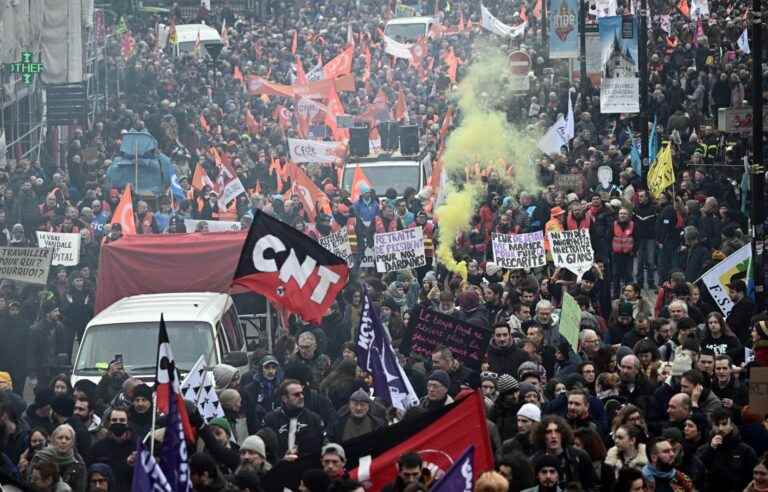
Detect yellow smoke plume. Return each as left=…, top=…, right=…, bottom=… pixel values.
left=436, top=43, right=542, bottom=279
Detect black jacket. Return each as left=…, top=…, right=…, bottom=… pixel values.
left=696, top=428, right=758, bottom=492
left=727, top=297, right=756, bottom=344
left=532, top=447, right=598, bottom=492
left=684, top=243, right=710, bottom=282
left=485, top=343, right=530, bottom=379
left=634, top=202, right=657, bottom=240
left=87, top=436, right=136, bottom=492
left=262, top=405, right=325, bottom=458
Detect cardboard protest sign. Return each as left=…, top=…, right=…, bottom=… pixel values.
left=749, top=367, right=768, bottom=416
left=402, top=305, right=491, bottom=370
left=36, top=231, right=81, bottom=266
left=548, top=229, right=594, bottom=279
left=319, top=229, right=352, bottom=266
left=555, top=174, right=585, bottom=195
left=374, top=228, right=426, bottom=273
left=184, top=219, right=242, bottom=233
left=492, top=231, right=546, bottom=270
left=0, top=247, right=52, bottom=285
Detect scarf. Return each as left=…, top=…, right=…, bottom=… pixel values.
left=642, top=464, right=676, bottom=484
left=35, top=445, right=76, bottom=467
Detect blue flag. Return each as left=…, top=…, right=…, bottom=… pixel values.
left=355, top=288, right=419, bottom=412
left=430, top=445, right=475, bottom=492
left=628, top=129, right=642, bottom=176
left=649, top=115, right=659, bottom=163
left=131, top=440, right=172, bottom=492
left=159, top=356, right=191, bottom=492
left=169, top=171, right=186, bottom=202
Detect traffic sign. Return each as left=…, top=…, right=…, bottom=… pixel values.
left=509, top=51, right=531, bottom=93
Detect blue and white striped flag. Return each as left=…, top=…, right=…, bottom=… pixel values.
left=131, top=441, right=172, bottom=492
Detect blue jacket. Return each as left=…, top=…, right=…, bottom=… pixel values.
left=354, top=198, right=379, bottom=223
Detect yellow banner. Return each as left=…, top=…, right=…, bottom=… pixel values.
left=647, top=143, right=675, bottom=198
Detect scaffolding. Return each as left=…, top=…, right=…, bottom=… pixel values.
left=0, top=65, right=46, bottom=163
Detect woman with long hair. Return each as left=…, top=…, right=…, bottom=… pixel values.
left=611, top=405, right=649, bottom=444
left=602, top=424, right=648, bottom=492
left=28, top=424, right=86, bottom=492
left=49, top=374, right=73, bottom=397
left=702, top=312, right=743, bottom=362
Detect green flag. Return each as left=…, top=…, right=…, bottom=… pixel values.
left=559, top=292, right=582, bottom=349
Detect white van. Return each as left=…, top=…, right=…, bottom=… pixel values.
left=71, top=292, right=248, bottom=385
left=384, top=16, right=436, bottom=43
left=341, top=152, right=432, bottom=198
left=172, top=24, right=223, bottom=57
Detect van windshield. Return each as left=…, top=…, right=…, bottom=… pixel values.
left=384, top=23, right=427, bottom=42
left=75, top=322, right=215, bottom=374
left=343, top=165, right=420, bottom=196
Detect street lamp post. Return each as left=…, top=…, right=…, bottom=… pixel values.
left=751, top=0, right=765, bottom=309
left=638, top=0, right=649, bottom=181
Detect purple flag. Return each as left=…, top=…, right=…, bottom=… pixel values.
left=131, top=440, right=172, bottom=492
left=355, top=288, right=419, bottom=412
left=430, top=445, right=474, bottom=492
left=159, top=364, right=191, bottom=492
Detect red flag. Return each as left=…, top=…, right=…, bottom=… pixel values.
left=349, top=393, right=493, bottom=490
left=155, top=315, right=195, bottom=442
left=244, top=108, right=259, bottom=136
left=291, top=30, right=298, bottom=54
left=111, top=184, right=136, bottom=235
left=393, top=89, right=408, bottom=122
left=233, top=66, right=244, bottom=83
left=285, top=162, right=332, bottom=222
left=443, top=46, right=459, bottom=83
left=362, top=42, right=372, bottom=82
left=350, top=164, right=373, bottom=201
left=520, top=2, right=528, bottom=22
left=199, top=114, right=210, bottom=133
left=458, top=9, right=466, bottom=31
left=191, top=163, right=214, bottom=191
left=409, top=37, right=428, bottom=69
left=273, top=105, right=292, bottom=130
left=270, top=158, right=285, bottom=192
left=295, top=55, right=308, bottom=85
left=323, top=46, right=354, bottom=79
left=533, top=0, right=542, bottom=18
left=231, top=209, right=349, bottom=324
left=324, top=86, right=348, bottom=141
left=678, top=0, right=690, bottom=17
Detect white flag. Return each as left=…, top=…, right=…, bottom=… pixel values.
left=481, top=5, right=526, bottom=38
left=180, top=355, right=207, bottom=402
left=287, top=138, right=346, bottom=163
left=699, top=243, right=752, bottom=318
left=565, top=93, right=575, bottom=142
left=538, top=116, right=569, bottom=156
left=383, top=35, right=413, bottom=60
left=198, top=371, right=225, bottom=423
left=738, top=29, right=750, bottom=54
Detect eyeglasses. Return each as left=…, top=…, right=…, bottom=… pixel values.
left=480, top=371, right=498, bottom=379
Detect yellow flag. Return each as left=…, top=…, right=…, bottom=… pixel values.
left=647, top=143, right=675, bottom=198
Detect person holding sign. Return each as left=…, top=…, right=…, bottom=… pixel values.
left=610, top=207, right=637, bottom=297
left=544, top=207, right=565, bottom=254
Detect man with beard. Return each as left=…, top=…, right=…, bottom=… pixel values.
left=329, top=389, right=385, bottom=442
left=522, top=455, right=563, bottom=492
left=697, top=409, right=757, bottom=492
left=485, top=324, right=530, bottom=378
left=73, top=398, right=102, bottom=440
left=88, top=407, right=136, bottom=492
left=236, top=435, right=271, bottom=478
left=262, top=379, right=325, bottom=460
left=642, top=438, right=694, bottom=492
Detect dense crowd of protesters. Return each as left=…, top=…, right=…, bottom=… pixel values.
left=2, top=0, right=768, bottom=491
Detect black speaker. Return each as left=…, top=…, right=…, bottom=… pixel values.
left=349, top=127, right=370, bottom=157
left=399, top=124, right=419, bottom=155
left=379, top=121, right=399, bottom=152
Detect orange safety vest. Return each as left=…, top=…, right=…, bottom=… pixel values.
left=612, top=221, right=635, bottom=254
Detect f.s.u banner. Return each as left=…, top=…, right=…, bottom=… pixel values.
left=232, top=210, right=350, bottom=323
left=599, top=16, right=639, bottom=113
left=549, top=0, right=580, bottom=59
left=699, top=243, right=753, bottom=318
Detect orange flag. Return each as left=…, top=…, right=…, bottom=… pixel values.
left=295, top=55, right=308, bottom=85
left=291, top=30, right=298, bottom=54
left=244, top=108, right=259, bottom=135
left=678, top=0, right=690, bottom=17
left=191, top=163, right=214, bottom=191
left=111, top=184, right=136, bottom=235
left=325, top=86, right=348, bottom=141
left=443, top=47, right=459, bottom=83
left=533, top=0, right=542, bottom=18
left=199, top=114, right=210, bottom=133
left=393, top=89, right=408, bottom=122
left=285, top=162, right=329, bottom=222
left=350, top=164, right=373, bottom=202
left=520, top=2, right=528, bottom=22
left=323, top=45, right=354, bottom=79
left=458, top=10, right=466, bottom=31
left=233, top=66, right=244, bottom=83
left=270, top=158, right=285, bottom=192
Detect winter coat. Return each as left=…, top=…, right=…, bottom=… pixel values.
left=601, top=445, right=649, bottom=492
left=485, top=343, right=530, bottom=379
left=262, top=405, right=325, bottom=459
left=531, top=447, right=598, bottom=492
left=87, top=436, right=135, bottom=492
left=696, top=428, right=758, bottom=492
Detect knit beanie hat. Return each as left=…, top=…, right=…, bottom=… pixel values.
left=496, top=374, right=520, bottom=395
left=517, top=403, right=541, bottom=422
left=518, top=382, right=538, bottom=400
left=213, top=364, right=239, bottom=390
left=209, top=417, right=233, bottom=437
left=241, top=435, right=266, bottom=458
left=51, top=395, right=75, bottom=418
left=428, top=370, right=451, bottom=390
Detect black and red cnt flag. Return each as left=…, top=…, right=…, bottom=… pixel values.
left=232, top=209, right=349, bottom=324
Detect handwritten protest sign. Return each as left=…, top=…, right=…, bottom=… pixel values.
left=548, top=229, right=595, bottom=279
left=0, top=247, right=52, bottom=285
left=555, top=174, right=585, bottom=195
left=319, top=229, right=352, bottom=265
left=402, top=305, right=491, bottom=370
left=374, top=228, right=426, bottom=273
left=36, top=231, right=81, bottom=266
left=492, top=231, right=546, bottom=270
left=749, top=367, right=768, bottom=415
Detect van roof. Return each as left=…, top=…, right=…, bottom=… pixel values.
left=386, top=16, right=435, bottom=25
left=174, top=24, right=222, bottom=44
left=88, top=292, right=229, bottom=327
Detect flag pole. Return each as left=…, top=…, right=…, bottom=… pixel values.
left=134, top=143, right=139, bottom=195
left=150, top=391, right=157, bottom=456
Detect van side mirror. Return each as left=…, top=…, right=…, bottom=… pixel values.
left=223, top=351, right=248, bottom=368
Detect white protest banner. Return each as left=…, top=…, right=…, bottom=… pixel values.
left=481, top=4, right=526, bottom=38
left=699, top=243, right=751, bottom=318
left=547, top=229, right=594, bottom=279
left=374, top=228, right=426, bottom=273
left=287, top=138, right=346, bottom=163
left=492, top=231, right=546, bottom=270
left=319, top=229, right=353, bottom=265
left=0, top=247, right=52, bottom=285
left=184, top=219, right=242, bottom=233
left=383, top=35, right=413, bottom=60
left=691, top=0, right=710, bottom=19
left=36, top=232, right=81, bottom=266
left=359, top=246, right=375, bottom=269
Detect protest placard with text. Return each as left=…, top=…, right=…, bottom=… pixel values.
left=492, top=231, right=546, bottom=270
left=374, top=228, right=426, bottom=273
left=319, top=229, right=352, bottom=266
left=0, top=247, right=52, bottom=285
left=548, top=229, right=595, bottom=279
left=36, top=231, right=81, bottom=266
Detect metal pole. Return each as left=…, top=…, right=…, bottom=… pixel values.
left=751, top=0, right=765, bottom=309
left=542, top=0, right=548, bottom=60
left=579, top=0, right=589, bottom=102
left=638, top=0, right=649, bottom=182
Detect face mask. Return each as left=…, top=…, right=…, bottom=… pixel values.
left=109, top=423, right=128, bottom=437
